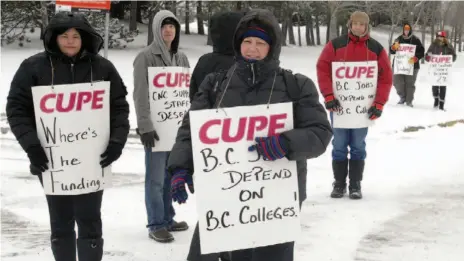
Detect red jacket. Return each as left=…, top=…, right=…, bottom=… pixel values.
left=316, top=32, right=393, bottom=106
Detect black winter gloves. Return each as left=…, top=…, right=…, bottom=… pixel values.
left=136, top=128, right=159, bottom=148
left=324, top=94, right=342, bottom=111
left=368, top=103, right=383, bottom=120
left=26, top=145, right=49, bottom=174
left=100, top=141, right=124, bottom=168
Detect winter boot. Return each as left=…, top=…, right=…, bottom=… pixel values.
left=433, top=97, right=439, bottom=108
left=149, top=228, right=174, bottom=243
left=397, top=98, right=406, bottom=105
left=439, top=100, right=445, bottom=111
left=77, top=238, right=103, bottom=261
left=51, top=235, right=77, bottom=261
left=330, top=160, right=348, bottom=198
left=406, top=102, right=413, bottom=108
left=348, top=160, right=365, bottom=200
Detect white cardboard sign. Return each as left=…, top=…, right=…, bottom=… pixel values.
left=189, top=102, right=301, bottom=254
left=32, top=82, right=112, bottom=195
left=148, top=67, right=191, bottom=152
left=332, top=61, right=378, bottom=129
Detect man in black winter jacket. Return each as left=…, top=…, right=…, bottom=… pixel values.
left=189, top=11, right=245, bottom=101
left=168, top=9, right=332, bottom=261
left=390, top=23, right=425, bottom=107
left=5, top=12, right=129, bottom=261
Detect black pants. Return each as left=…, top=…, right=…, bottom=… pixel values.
left=45, top=191, right=103, bottom=240
left=39, top=175, right=104, bottom=261
left=432, top=86, right=446, bottom=101
left=187, top=222, right=231, bottom=261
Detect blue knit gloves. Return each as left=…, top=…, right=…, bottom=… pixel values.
left=248, top=135, right=288, bottom=161
left=171, top=169, right=194, bottom=204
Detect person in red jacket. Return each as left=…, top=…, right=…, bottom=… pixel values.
left=316, top=11, right=393, bottom=199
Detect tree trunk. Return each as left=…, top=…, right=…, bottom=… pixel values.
left=110, top=2, right=124, bottom=19
left=206, top=2, right=213, bottom=45
left=236, top=1, right=242, bottom=10
left=297, top=15, right=302, bottom=47
left=305, top=18, right=311, bottom=46
left=315, top=13, right=321, bottom=45
left=147, top=12, right=155, bottom=45
left=458, top=24, right=463, bottom=52
left=308, top=15, right=315, bottom=46
left=185, top=1, right=190, bottom=34
left=197, top=1, right=205, bottom=35
left=281, top=19, right=288, bottom=46
left=329, top=13, right=338, bottom=41
left=136, top=2, right=143, bottom=23
left=287, top=13, right=296, bottom=45
left=129, top=1, right=138, bottom=31
left=40, top=1, right=48, bottom=40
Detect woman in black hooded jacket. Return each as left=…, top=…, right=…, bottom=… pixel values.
left=167, top=9, right=332, bottom=261
left=5, top=12, right=129, bottom=261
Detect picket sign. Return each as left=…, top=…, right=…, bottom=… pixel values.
left=393, top=43, right=416, bottom=75
left=31, top=81, right=112, bottom=195
left=189, top=102, right=301, bottom=254
left=427, top=54, right=453, bottom=86
left=148, top=67, right=190, bottom=152
left=332, top=61, right=378, bottom=129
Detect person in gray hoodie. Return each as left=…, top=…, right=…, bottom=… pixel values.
left=132, top=9, right=190, bottom=243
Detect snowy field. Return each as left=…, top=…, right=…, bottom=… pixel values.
left=1, top=22, right=464, bottom=261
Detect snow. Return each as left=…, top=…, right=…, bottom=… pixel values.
left=1, top=21, right=464, bottom=261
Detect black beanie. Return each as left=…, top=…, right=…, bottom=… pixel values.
left=161, top=17, right=176, bottom=27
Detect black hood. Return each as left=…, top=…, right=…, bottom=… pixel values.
left=210, top=11, right=245, bottom=55
left=43, top=12, right=104, bottom=56
left=233, top=9, right=282, bottom=61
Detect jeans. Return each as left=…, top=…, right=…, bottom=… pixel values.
left=144, top=149, right=175, bottom=231
left=330, top=112, right=368, bottom=161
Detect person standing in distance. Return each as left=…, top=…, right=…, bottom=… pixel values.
left=390, top=23, right=425, bottom=107
left=132, top=10, right=190, bottom=243
left=316, top=11, right=393, bottom=199
left=425, top=31, right=457, bottom=111
left=6, top=12, right=130, bottom=261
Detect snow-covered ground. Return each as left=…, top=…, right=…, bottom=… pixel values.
left=1, top=22, right=464, bottom=261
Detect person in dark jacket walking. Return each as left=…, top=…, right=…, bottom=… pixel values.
left=425, top=30, right=457, bottom=111
left=316, top=11, right=393, bottom=199
left=167, top=9, right=332, bottom=261
left=5, top=12, right=130, bottom=261
left=390, top=23, right=425, bottom=107
left=186, top=10, right=244, bottom=261
left=189, top=11, right=245, bottom=101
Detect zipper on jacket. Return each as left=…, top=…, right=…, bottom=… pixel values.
left=70, top=63, right=75, bottom=83
left=251, top=63, right=255, bottom=84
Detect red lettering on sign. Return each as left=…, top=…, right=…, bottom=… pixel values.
left=198, top=113, right=287, bottom=144
left=398, top=45, right=415, bottom=52
left=430, top=56, right=451, bottom=63
left=39, top=90, right=105, bottom=113
left=153, top=72, right=190, bottom=88
left=335, top=66, right=376, bottom=79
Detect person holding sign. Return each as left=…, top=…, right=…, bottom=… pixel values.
left=316, top=11, right=393, bottom=200
left=390, top=23, right=425, bottom=107
left=133, top=10, right=190, bottom=243
left=425, top=31, right=457, bottom=111
left=6, top=12, right=129, bottom=261
left=187, top=10, right=244, bottom=261
left=167, top=9, right=332, bottom=261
